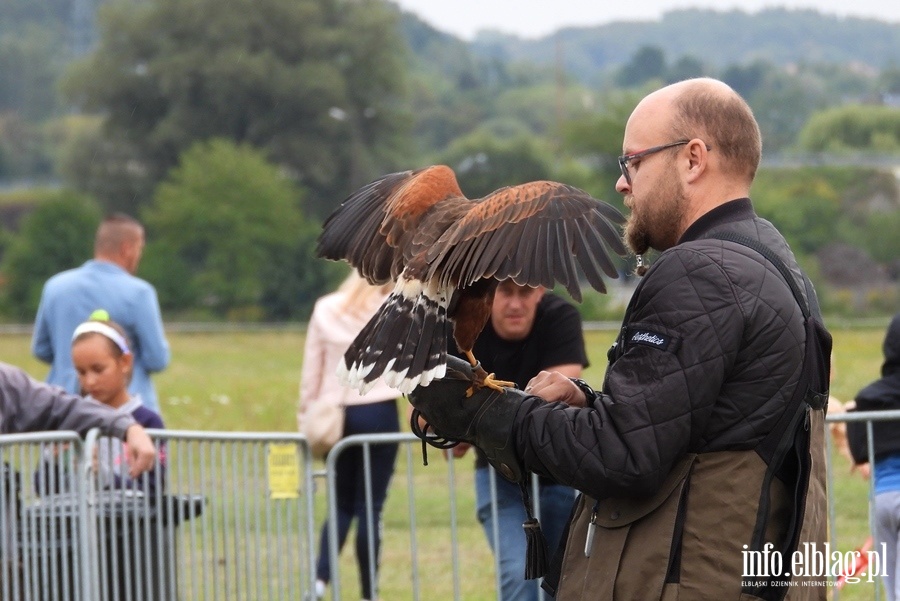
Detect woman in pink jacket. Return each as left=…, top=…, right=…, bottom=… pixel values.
left=299, top=273, right=400, bottom=601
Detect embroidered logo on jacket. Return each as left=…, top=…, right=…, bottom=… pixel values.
left=627, top=328, right=675, bottom=351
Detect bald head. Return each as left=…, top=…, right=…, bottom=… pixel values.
left=635, top=77, right=762, bottom=185
left=619, top=78, right=762, bottom=254
left=95, top=214, right=145, bottom=274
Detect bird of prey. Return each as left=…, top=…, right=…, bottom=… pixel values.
left=316, top=165, right=626, bottom=394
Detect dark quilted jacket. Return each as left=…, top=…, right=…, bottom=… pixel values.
left=514, top=197, right=812, bottom=500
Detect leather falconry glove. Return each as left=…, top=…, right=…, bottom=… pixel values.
left=408, top=354, right=527, bottom=484
left=408, top=354, right=552, bottom=579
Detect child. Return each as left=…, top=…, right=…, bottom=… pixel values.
left=848, top=314, right=900, bottom=599
left=75, top=309, right=166, bottom=493
left=36, top=310, right=166, bottom=494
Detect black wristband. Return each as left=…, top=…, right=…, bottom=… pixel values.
left=569, top=378, right=597, bottom=402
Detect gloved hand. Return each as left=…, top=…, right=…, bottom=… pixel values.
left=408, top=355, right=527, bottom=483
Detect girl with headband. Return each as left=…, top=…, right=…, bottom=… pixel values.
left=72, top=309, right=166, bottom=492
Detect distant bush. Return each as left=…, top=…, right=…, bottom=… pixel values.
left=798, top=105, right=900, bottom=152
left=0, top=189, right=101, bottom=319
left=143, top=138, right=336, bottom=319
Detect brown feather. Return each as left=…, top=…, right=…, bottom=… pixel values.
left=316, top=164, right=627, bottom=392
left=449, top=280, right=497, bottom=353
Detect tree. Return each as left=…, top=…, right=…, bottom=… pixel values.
left=0, top=113, right=53, bottom=180
left=258, top=219, right=347, bottom=320
left=798, top=105, right=900, bottom=152
left=752, top=170, right=841, bottom=255
left=666, top=55, right=706, bottom=83
left=881, top=65, right=900, bottom=95
left=615, top=46, right=666, bottom=88
left=559, top=90, right=640, bottom=206
left=136, top=240, right=199, bottom=315
left=718, top=60, right=833, bottom=152
left=52, top=114, right=150, bottom=216
left=747, top=69, right=830, bottom=152
left=142, top=138, right=327, bottom=318
left=1, top=190, right=101, bottom=319
left=63, top=0, right=409, bottom=219
left=861, top=209, right=900, bottom=266
left=720, top=61, right=771, bottom=100
left=0, top=24, right=62, bottom=121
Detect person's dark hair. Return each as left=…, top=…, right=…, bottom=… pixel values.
left=670, top=78, right=762, bottom=184
left=94, top=213, right=143, bottom=256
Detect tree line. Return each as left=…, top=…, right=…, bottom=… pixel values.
left=0, top=0, right=898, bottom=322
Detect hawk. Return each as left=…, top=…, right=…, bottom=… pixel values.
left=316, top=165, right=626, bottom=394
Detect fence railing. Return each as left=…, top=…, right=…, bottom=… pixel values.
left=0, top=412, right=894, bottom=599
left=2, top=430, right=319, bottom=601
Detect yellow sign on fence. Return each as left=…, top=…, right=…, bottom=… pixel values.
left=267, top=443, right=301, bottom=499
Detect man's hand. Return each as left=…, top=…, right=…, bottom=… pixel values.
left=123, top=424, right=157, bottom=478
left=852, top=462, right=871, bottom=480
left=524, top=371, right=588, bottom=407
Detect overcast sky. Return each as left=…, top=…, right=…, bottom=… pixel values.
left=390, top=0, right=900, bottom=40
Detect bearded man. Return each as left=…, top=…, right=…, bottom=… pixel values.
left=410, top=77, right=831, bottom=600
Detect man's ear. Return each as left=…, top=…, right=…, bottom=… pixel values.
left=685, top=139, right=708, bottom=184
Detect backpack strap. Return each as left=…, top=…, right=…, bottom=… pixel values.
left=709, top=231, right=830, bottom=410
left=711, top=232, right=809, bottom=319
left=711, top=232, right=832, bottom=601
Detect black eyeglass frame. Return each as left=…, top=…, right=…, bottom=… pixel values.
left=617, top=140, right=711, bottom=186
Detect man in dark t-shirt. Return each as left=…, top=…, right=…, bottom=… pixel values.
left=452, top=281, right=587, bottom=601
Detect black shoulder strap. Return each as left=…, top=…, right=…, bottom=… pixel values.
left=710, top=231, right=810, bottom=319
left=711, top=232, right=832, bottom=601
left=710, top=231, right=829, bottom=414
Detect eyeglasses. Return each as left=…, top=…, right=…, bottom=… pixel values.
left=618, top=140, right=702, bottom=186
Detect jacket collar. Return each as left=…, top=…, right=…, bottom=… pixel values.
left=84, top=259, right=129, bottom=275
left=677, top=198, right=755, bottom=244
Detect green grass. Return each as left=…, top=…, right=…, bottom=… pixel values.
left=0, top=323, right=890, bottom=599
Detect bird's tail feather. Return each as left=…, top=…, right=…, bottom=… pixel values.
left=340, top=279, right=450, bottom=394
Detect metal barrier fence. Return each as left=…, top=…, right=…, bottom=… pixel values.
left=1, top=431, right=87, bottom=601
left=1, top=430, right=319, bottom=601
left=135, top=431, right=319, bottom=601
left=323, top=433, right=556, bottom=601
left=0, top=412, right=895, bottom=600
left=825, top=409, right=900, bottom=601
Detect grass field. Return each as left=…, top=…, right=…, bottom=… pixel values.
left=0, top=321, right=891, bottom=599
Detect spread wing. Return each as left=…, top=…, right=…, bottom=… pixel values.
left=317, top=165, right=628, bottom=393
left=316, top=166, right=468, bottom=284
left=424, top=181, right=627, bottom=300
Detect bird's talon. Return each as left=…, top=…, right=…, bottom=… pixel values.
left=483, top=373, right=514, bottom=393
left=465, top=351, right=513, bottom=393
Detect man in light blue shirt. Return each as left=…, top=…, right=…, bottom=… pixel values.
left=31, top=214, right=170, bottom=413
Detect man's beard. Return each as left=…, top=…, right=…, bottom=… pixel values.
left=623, top=208, right=651, bottom=256
left=624, top=179, right=688, bottom=256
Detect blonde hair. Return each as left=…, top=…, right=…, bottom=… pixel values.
left=337, top=272, right=392, bottom=318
